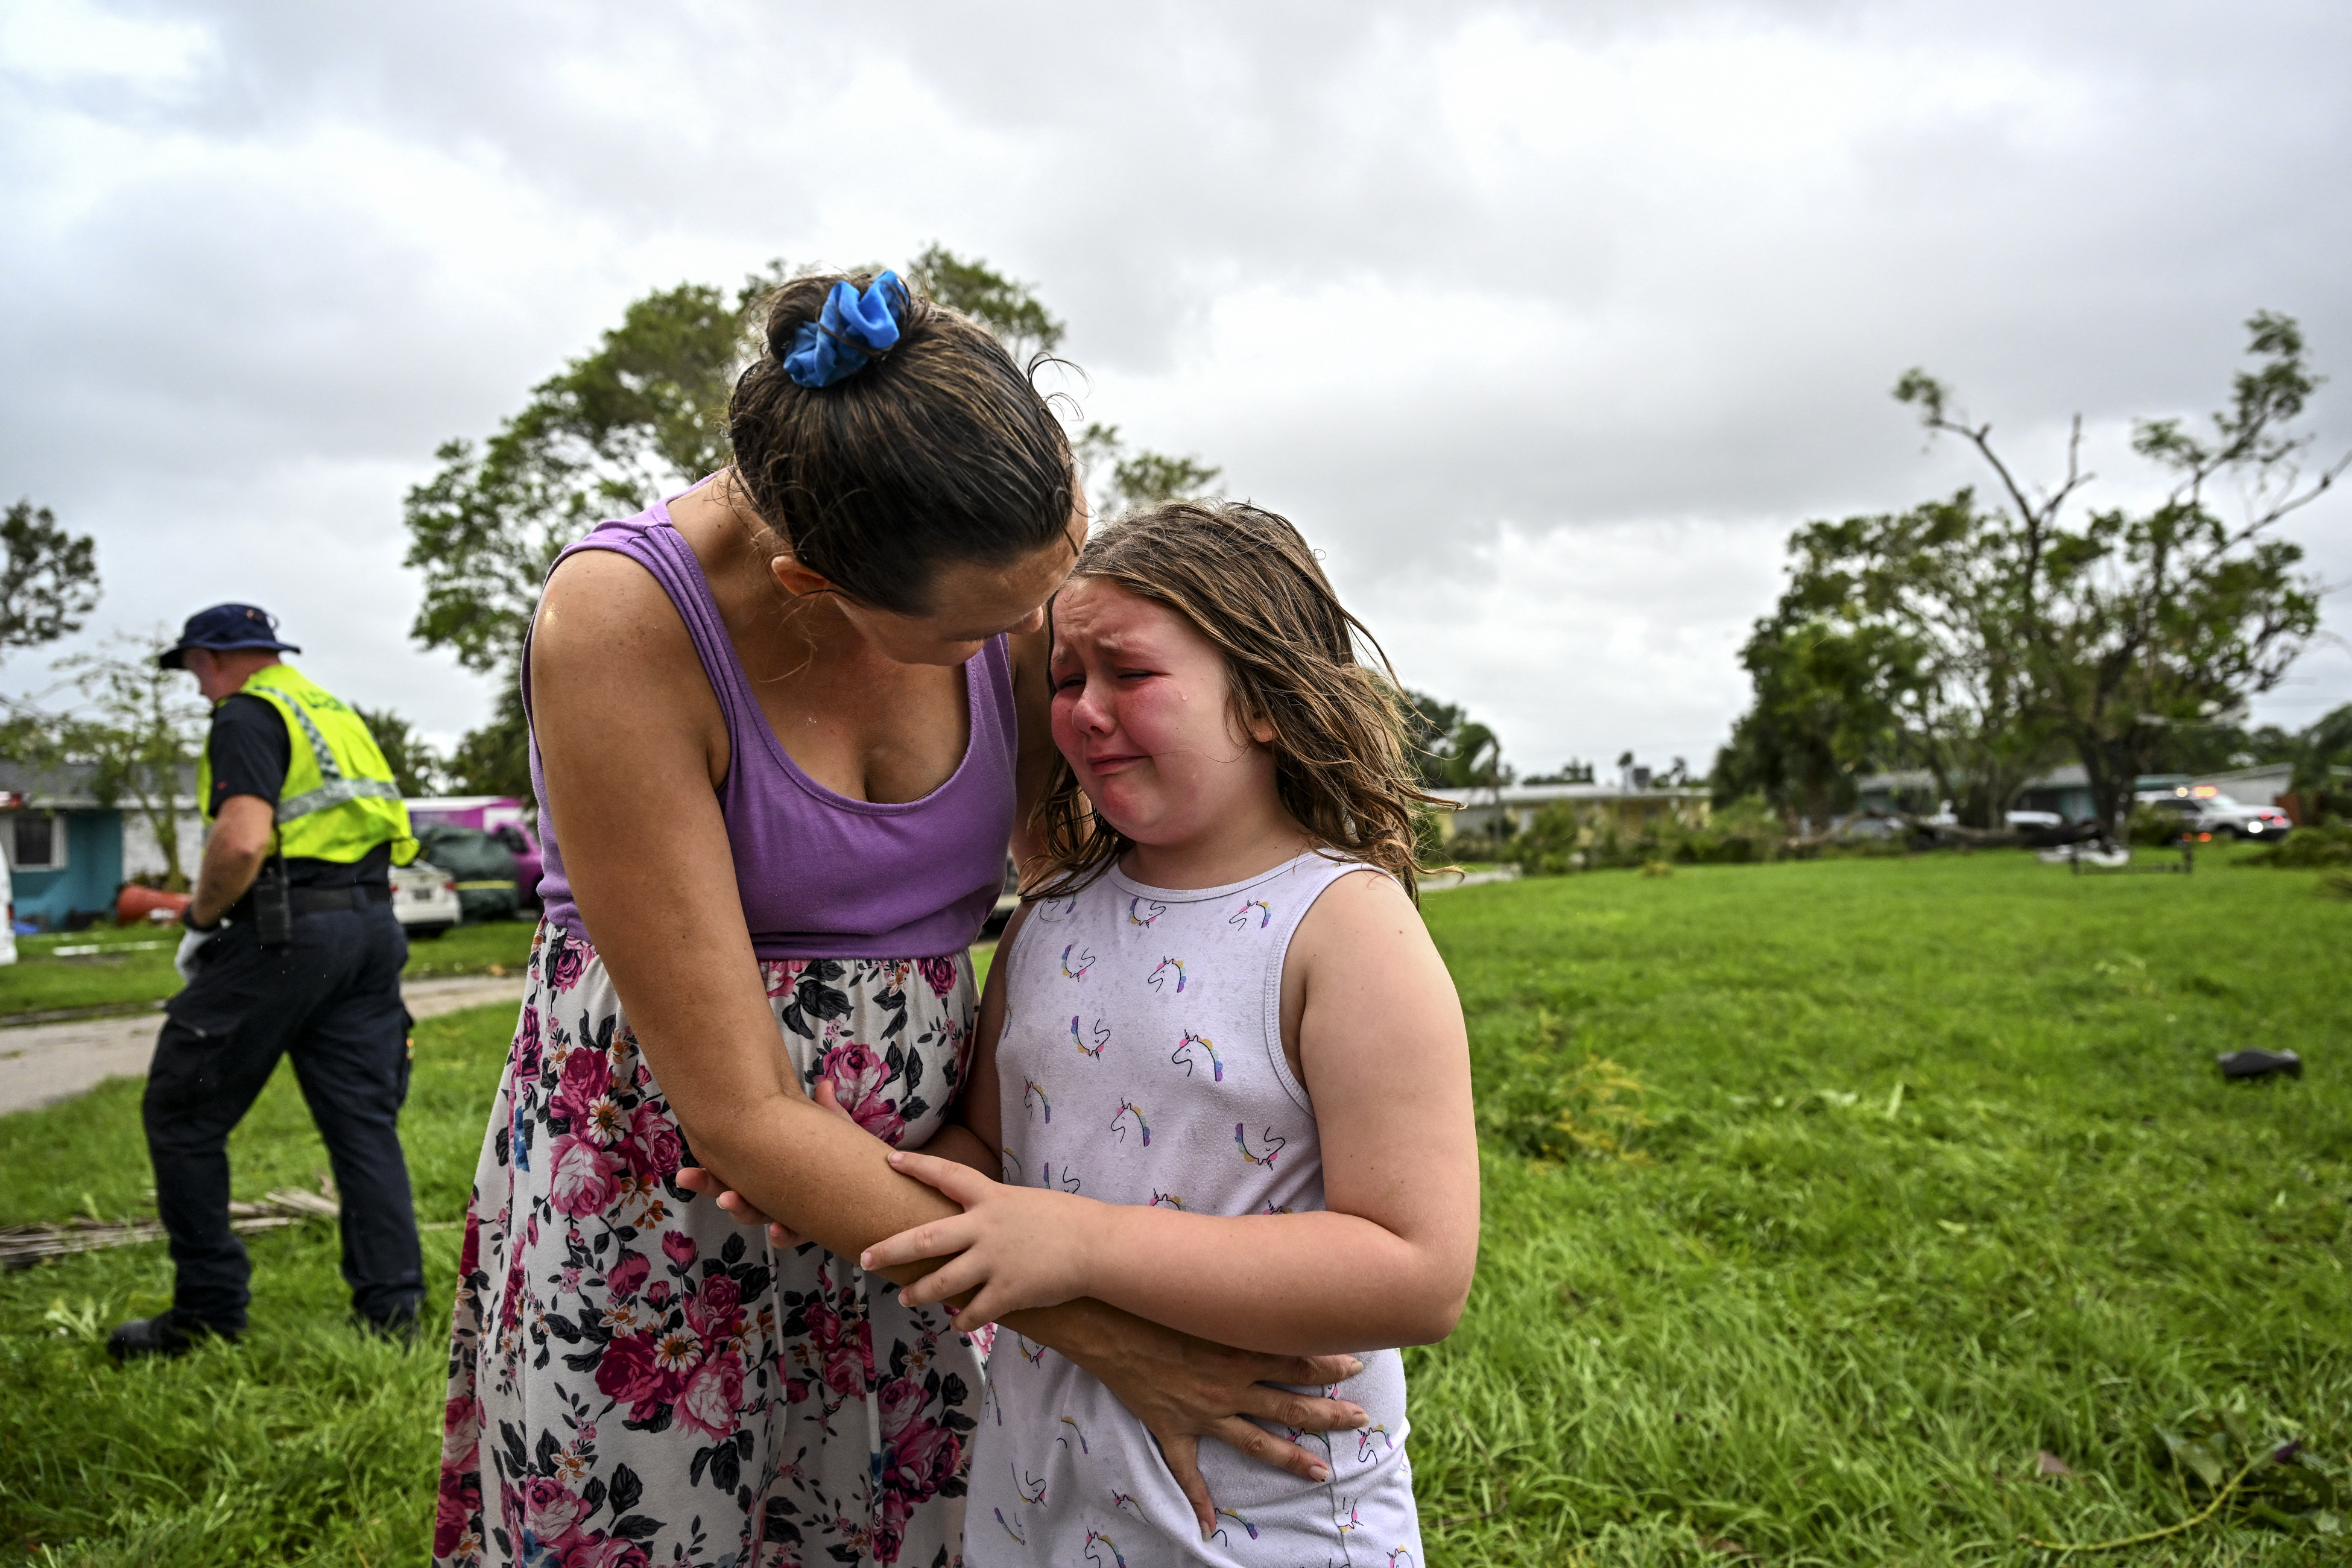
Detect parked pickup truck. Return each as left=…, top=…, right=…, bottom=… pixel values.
left=2134, top=786, right=2294, bottom=841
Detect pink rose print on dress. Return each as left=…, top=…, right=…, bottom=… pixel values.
left=547, top=1134, right=624, bottom=1217
left=917, top=957, right=958, bottom=998
left=623, top=1104, right=684, bottom=1180
left=550, top=1045, right=612, bottom=1127
left=594, top=1333, right=677, bottom=1424
left=523, top=1475, right=589, bottom=1544
left=687, top=1273, right=746, bottom=1343
left=885, top=1419, right=962, bottom=1498
left=819, top=1042, right=907, bottom=1145
left=514, top=1007, right=543, bottom=1078
left=605, top=1251, right=650, bottom=1300
left=763, top=958, right=811, bottom=999
left=801, top=1296, right=870, bottom=1399
left=674, top=1348, right=746, bottom=1440
left=876, top=1376, right=928, bottom=1440
left=661, top=1230, right=697, bottom=1271
left=560, top=1535, right=650, bottom=1568
left=434, top=1463, right=482, bottom=1560
left=544, top=931, right=587, bottom=993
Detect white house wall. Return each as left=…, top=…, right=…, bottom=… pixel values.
left=121, top=811, right=209, bottom=881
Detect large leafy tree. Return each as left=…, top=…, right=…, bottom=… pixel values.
left=1712, top=613, right=1917, bottom=827
left=2, top=499, right=100, bottom=657
left=51, top=632, right=207, bottom=890
left=1763, top=493, right=2062, bottom=826
left=405, top=248, right=1217, bottom=795
left=1722, top=311, right=2337, bottom=830
left=1896, top=311, right=2336, bottom=825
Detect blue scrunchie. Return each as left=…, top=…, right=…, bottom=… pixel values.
left=782, top=270, right=908, bottom=388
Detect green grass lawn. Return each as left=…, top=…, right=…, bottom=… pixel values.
left=3, top=853, right=2347, bottom=1564
left=1, top=918, right=540, bottom=1019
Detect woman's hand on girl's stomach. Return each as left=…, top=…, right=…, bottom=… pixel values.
left=861, top=1149, right=1101, bottom=1326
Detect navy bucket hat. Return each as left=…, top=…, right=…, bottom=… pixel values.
left=156, top=604, right=302, bottom=669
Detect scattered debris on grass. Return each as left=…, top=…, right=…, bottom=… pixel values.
left=0, top=1187, right=338, bottom=1269
left=2023, top=1408, right=2342, bottom=1552
left=2036, top=1451, right=2076, bottom=1479
left=2217, top=1048, right=2303, bottom=1081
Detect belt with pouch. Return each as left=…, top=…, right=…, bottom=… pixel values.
left=227, top=882, right=393, bottom=923
left=295, top=883, right=394, bottom=916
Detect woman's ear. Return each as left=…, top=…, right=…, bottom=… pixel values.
left=768, top=552, right=835, bottom=599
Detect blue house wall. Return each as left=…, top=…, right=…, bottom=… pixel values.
left=11, top=810, right=125, bottom=928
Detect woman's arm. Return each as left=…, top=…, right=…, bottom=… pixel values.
left=534, top=549, right=973, bottom=1259
left=867, top=870, right=1481, bottom=1355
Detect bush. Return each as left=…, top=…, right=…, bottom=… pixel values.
left=2242, top=823, right=2352, bottom=868
left=1502, top=793, right=1791, bottom=876
left=2126, top=806, right=2190, bottom=847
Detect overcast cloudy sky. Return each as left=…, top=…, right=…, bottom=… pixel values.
left=4, top=0, right=2347, bottom=777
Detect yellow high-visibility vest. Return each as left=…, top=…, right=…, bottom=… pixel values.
left=197, top=663, right=418, bottom=864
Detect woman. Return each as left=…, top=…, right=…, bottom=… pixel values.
left=434, top=270, right=1365, bottom=1568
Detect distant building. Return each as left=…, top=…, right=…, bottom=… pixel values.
left=0, top=763, right=204, bottom=931
left=1430, top=782, right=1710, bottom=840
left=1857, top=765, right=2099, bottom=822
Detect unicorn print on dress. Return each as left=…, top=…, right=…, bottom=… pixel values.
left=1234, top=1122, right=1286, bottom=1168
left=993, top=1508, right=1025, bottom=1544
left=983, top=849, right=1421, bottom=1565
left=1171, top=1031, right=1224, bottom=1081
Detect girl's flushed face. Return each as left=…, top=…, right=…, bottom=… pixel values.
left=1048, top=577, right=1277, bottom=849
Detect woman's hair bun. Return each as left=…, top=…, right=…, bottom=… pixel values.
left=727, top=265, right=1073, bottom=618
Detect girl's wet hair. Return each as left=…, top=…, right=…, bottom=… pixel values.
left=728, top=268, right=1075, bottom=615
left=1028, top=499, right=1440, bottom=900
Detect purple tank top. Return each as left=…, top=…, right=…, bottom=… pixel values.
left=525, top=497, right=1017, bottom=960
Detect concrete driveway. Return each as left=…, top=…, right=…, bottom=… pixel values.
left=0, top=975, right=526, bottom=1116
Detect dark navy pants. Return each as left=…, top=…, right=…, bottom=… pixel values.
left=142, top=901, right=423, bottom=1332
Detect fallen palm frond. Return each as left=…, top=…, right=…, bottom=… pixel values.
left=0, top=1187, right=340, bottom=1269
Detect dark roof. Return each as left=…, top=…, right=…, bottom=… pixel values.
left=0, top=760, right=200, bottom=810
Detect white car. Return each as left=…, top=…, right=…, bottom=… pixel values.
left=0, top=852, right=14, bottom=966
left=2135, top=786, right=2294, bottom=841
left=393, top=858, right=462, bottom=939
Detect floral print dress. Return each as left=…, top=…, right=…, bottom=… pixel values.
left=436, top=922, right=986, bottom=1568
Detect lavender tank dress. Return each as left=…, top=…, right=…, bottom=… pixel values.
left=436, top=486, right=1015, bottom=1568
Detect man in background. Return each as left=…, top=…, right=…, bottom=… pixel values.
left=110, top=604, right=426, bottom=1359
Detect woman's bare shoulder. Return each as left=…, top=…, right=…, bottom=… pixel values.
left=533, top=548, right=727, bottom=773
left=537, top=547, right=689, bottom=658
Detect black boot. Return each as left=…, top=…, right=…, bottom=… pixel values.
left=106, top=1312, right=238, bottom=1362
left=354, top=1299, right=422, bottom=1344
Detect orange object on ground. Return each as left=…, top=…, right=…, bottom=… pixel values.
left=117, top=885, right=192, bottom=926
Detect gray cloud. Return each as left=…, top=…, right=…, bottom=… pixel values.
left=2, top=0, right=2345, bottom=768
